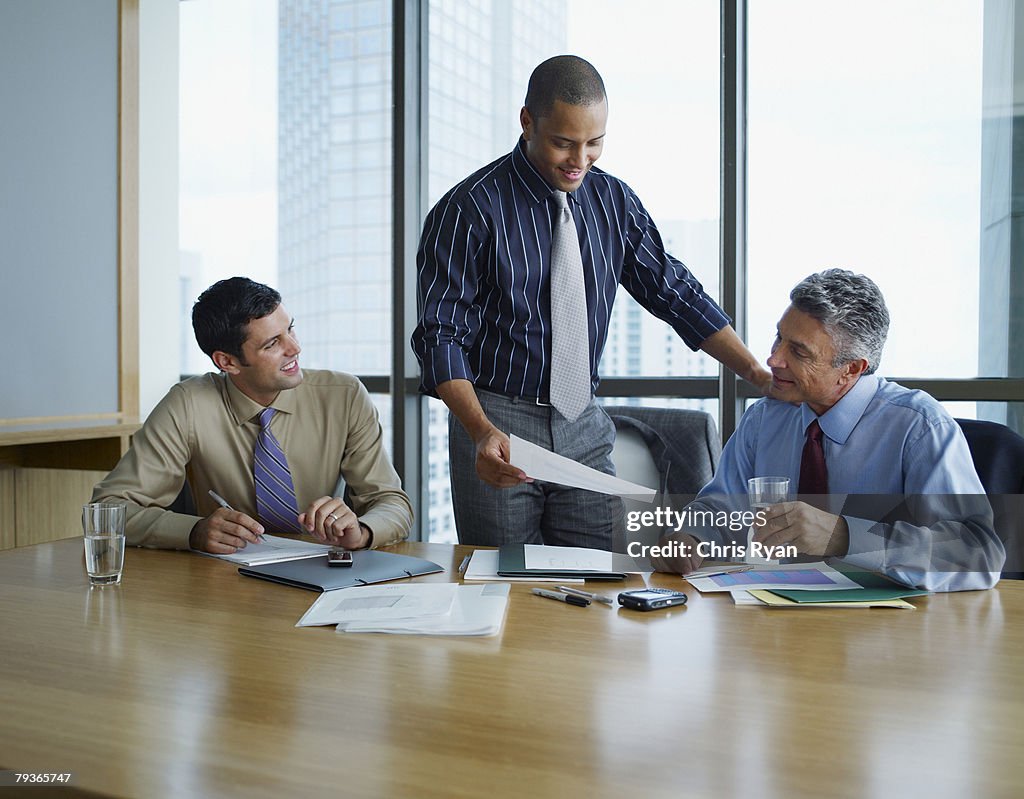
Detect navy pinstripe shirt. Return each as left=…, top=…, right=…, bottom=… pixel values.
left=412, top=139, right=731, bottom=400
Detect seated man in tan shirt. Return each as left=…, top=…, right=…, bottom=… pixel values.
left=92, top=277, right=413, bottom=554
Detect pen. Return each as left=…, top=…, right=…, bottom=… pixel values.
left=458, top=555, right=470, bottom=574
left=557, top=585, right=614, bottom=605
left=532, top=587, right=590, bottom=607
left=208, top=490, right=265, bottom=541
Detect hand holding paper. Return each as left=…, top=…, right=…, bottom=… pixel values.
left=509, top=434, right=656, bottom=501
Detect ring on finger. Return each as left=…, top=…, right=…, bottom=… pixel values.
left=327, top=512, right=339, bottom=524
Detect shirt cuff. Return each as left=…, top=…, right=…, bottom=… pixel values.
left=357, top=510, right=410, bottom=549
left=840, top=515, right=889, bottom=573
left=420, top=343, right=476, bottom=395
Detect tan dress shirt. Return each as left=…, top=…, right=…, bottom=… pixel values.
left=92, top=369, right=413, bottom=549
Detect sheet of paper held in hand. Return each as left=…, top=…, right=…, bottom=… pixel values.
left=199, top=534, right=332, bottom=566
left=687, top=562, right=861, bottom=593
left=509, top=434, right=657, bottom=501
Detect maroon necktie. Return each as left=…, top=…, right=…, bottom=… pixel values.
left=798, top=419, right=829, bottom=497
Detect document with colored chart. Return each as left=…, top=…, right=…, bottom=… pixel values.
left=687, top=562, right=861, bottom=593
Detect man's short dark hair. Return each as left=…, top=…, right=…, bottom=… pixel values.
left=790, top=269, right=890, bottom=374
left=525, top=55, right=606, bottom=119
left=192, top=277, right=281, bottom=361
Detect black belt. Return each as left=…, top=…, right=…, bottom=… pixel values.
left=476, top=387, right=553, bottom=407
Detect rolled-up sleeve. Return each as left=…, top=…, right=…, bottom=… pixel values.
left=411, top=199, right=486, bottom=395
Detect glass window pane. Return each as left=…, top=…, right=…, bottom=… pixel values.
left=423, top=0, right=721, bottom=540
left=181, top=0, right=393, bottom=378
left=747, top=0, right=1020, bottom=382
left=179, top=0, right=279, bottom=376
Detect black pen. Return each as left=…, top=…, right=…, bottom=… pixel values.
left=532, top=587, right=590, bottom=607
left=557, top=585, right=614, bottom=605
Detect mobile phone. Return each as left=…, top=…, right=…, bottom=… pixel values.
left=618, top=587, right=688, bottom=611
left=327, top=549, right=353, bottom=567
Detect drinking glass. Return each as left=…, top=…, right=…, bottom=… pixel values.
left=746, top=477, right=790, bottom=564
left=82, top=502, right=126, bottom=586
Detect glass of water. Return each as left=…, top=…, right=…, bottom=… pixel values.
left=746, top=477, right=790, bottom=564
left=82, top=502, right=126, bottom=586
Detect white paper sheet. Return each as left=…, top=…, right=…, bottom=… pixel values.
left=296, top=583, right=458, bottom=627
left=461, top=549, right=584, bottom=583
left=522, top=544, right=647, bottom=574
left=198, top=534, right=332, bottom=566
left=335, top=584, right=510, bottom=636
left=509, top=434, right=657, bottom=501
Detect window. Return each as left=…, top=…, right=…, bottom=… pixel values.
left=179, top=0, right=1024, bottom=546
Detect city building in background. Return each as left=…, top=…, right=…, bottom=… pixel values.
left=180, top=0, right=1019, bottom=544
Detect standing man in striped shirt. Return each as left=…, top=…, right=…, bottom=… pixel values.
left=412, top=55, right=769, bottom=550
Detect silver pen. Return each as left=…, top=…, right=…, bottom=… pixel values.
left=557, top=585, right=614, bottom=605
left=208, top=490, right=265, bottom=541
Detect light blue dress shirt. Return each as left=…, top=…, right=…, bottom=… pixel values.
left=692, top=374, right=1004, bottom=591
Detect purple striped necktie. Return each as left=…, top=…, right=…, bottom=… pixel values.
left=253, top=408, right=302, bottom=533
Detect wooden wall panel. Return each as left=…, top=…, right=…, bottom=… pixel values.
left=15, top=469, right=109, bottom=547
left=0, top=468, right=14, bottom=551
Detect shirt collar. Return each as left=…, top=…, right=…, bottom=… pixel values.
left=222, top=372, right=298, bottom=426
left=800, top=373, right=880, bottom=445
left=510, top=138, right=581, bottom=208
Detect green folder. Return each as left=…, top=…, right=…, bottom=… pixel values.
left=769, top=567, right=930, bottom=604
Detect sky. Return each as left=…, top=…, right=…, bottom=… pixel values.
left=180, top=0, right=990, bottom=382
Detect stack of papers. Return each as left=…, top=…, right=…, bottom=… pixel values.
left=198, top=534, right=331, bottom=566
left=297, top=583, right=510, bottom=636
left=746, top=590, right=916, bottom=609
left=687, top=562, right=927, bottom=609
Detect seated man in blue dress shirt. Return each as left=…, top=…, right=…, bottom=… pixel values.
left=651, top=269, right=1004, bottom=592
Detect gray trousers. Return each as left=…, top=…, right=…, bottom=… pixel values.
left=449, top=389, right=623, bottom=549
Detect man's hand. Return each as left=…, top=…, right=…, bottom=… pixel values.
left=649, top=533, right=705, bottom=575
left=435, top=379, right=529, bottom=489
left=299, top=497, right=371, bottom=549
left=752, top=366, right=773, bottom=397
left=189, top=508, right=265, bottom=554
left=755, top=501, right=850, bottom=557
left=474, top=426, right=531, bottom=488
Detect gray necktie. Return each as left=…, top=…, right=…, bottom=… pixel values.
left=548, top=190, right=591, bottom=421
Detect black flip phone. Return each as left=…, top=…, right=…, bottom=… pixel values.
left=618, top=587, right=688, bottom=611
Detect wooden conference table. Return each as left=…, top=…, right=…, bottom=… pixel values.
left=1, top=539, right=1022, bottom=799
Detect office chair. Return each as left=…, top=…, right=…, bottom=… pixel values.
left=955, top=418, right=1024, bottom=579
left=605, top=405, right=721, bottom=551
left=167, top=481, right=197, bottom=516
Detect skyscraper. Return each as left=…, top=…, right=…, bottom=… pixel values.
left=278, top=0, right=566, bottom=541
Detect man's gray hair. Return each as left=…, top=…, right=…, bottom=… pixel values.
left=789, top=269, right=890, bottom=374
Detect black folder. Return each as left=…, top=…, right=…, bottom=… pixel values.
left=239, top=550, right=444, bottom=592
left=496, top=544, right=628, bottom=581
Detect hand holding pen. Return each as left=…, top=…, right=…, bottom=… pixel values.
left=186, top=490, right=266, bottom=554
